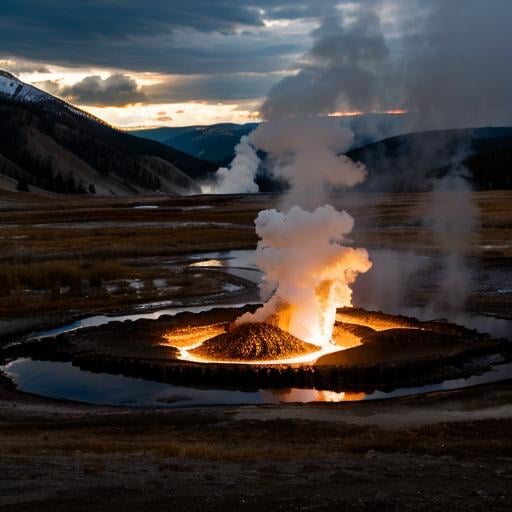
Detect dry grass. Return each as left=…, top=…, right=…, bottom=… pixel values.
left=0, top=225, right=257, bottom=263
left=2, top=418, right=512, bottom=461
left=0, top=190, right=510, bottom=319
left=0, top=260, right=130, bottom=296
left=2, top=438, right=316, bottom=461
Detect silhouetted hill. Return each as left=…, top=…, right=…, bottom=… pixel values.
left=347, top=127, right=512, bottom=191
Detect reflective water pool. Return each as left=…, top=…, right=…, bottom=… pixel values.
left=188, top=249, right=261, bottom=283
left=3, top=357, right=512, bottom=408
left=32, top=302, right=258, bottom=339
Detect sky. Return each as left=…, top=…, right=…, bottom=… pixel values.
left=1, top=0, right=511, bottom=128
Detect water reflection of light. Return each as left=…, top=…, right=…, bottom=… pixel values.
left=189, top=259, right=224, bottom=267
left=263, top=388, right=367, bottom=403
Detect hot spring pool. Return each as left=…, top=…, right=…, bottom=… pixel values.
left=3, top=356, right=512, bottom=408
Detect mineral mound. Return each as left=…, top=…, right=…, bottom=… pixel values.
left=190, top=323, right=319, bottom=361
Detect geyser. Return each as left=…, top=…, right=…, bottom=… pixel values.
left=203, top=6, right=379, bottom=357
left=236, top=205, right=372, bottom=347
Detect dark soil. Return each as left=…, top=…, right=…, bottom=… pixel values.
left=190, top=322, right=319, bottom=361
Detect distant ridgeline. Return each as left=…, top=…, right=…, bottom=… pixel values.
left=0, top=71, right=218, bottom=196
left=1, top=69, right=510, bottom=196
left=135, top=118, right=512, bottom=193
left=347, top=127, right=512, bottom=192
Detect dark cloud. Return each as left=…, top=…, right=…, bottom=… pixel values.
left=144, top=73, right=281, bottom=103
left=0, top=59, right=50, bottom=74
left=0, top=1, right=340, bottom=75
left=1, top=0, right=511, bottom=127
left=261, top=3, right=391, bottom=118
left=402, top=0, right=512, bottom=129
left=38, top=74, right=148, bottom=107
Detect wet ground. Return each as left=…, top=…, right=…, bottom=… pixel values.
left=1, top=189, right=511, bottom=510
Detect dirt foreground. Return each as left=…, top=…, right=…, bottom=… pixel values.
left=1, top=381, right=512, bottom=511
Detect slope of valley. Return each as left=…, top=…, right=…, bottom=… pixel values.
left=0, top=71, right=217, bottom=196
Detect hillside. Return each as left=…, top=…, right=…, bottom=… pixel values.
left=347, top=127, right=512, bottom=191
left=133, top=114, right=407, bottom=165
left=0, top=71, right=218, bottom=195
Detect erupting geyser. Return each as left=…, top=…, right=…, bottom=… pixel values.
left=199, top=8, right=381, bottom=360
left=236, top=205, right=372, bottom=347
left=202, top=118, right=373, bottom=357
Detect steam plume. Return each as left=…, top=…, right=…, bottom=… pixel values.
left=236, top=205, right=372, bottom=346
left=208, top=4, right=386, bottom=196
left=260, top=5, right=390, bottom=119
left=202, top=136, right=259, bottom=194
left=250, top=117, right=366, bottom=207
left=425, top=165, right=479, bottom=312
left=226, top=8, right=380, bottom=344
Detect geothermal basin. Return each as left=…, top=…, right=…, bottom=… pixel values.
left=2, top=304, right=511, bottom=407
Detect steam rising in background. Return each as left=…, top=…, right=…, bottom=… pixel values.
left=209, top=0, right=505, bottom=318
left=425, top=165, right=479, bottom=312
left=403, top=0, right=512, bottom=130
left=203, top=136, right=259, bottom=194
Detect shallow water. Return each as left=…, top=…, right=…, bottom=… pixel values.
left=3, top=357, right=512, bottom=408
left=30, top=248, right=512, bottom=340
left=188, top=249, right=261, bottom=283
left=32, top=302, right=257, bottom=339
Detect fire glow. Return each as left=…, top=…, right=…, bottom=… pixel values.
left=164, top=313, right=418, bottom=366
left=178, top=343, right=342, bottom=366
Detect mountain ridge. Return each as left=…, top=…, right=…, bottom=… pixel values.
left=0, top=72, right=218, bottom=195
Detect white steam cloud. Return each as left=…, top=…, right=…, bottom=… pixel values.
left=236, top=205, right=372, bottom=346
left=426, top=166, right=479, bottom=311
left=211, top=9, right=375, bottom=347
left=202, top=136, right=259, bottom=194
left=251, top=117, right=366, bottom=206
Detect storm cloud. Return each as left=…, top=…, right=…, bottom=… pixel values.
left=0, top=1, right=338, bottom=75
left=38, top=74, right=149, bottom=107
left=1, top=0, right=511, bottom=126
left=261, top=2, right=391, bottom=119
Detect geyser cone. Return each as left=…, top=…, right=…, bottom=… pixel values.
left=190, top=323, right=319, bottom=362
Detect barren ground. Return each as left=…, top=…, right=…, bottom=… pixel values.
left=1, top=189, right=511, bottom=510
left=1, top=381, right=512, bottom=511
